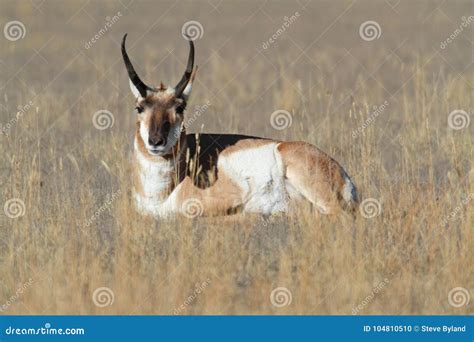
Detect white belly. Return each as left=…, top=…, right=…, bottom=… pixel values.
left=218, top=142, right=290, bottom=215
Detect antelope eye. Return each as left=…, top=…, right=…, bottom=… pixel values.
left=135, top=106, right=144, bottom=114
left=175, top=100, right=186, bottom=113
left=176, top=105, right=185, bottom=113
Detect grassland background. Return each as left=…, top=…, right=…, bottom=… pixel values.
left=0, top=0, right=473, bottom=315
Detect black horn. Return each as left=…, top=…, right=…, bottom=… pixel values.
left=174, top=39, right=194, bottom=97
left=121, top=34, right=152, bottom=98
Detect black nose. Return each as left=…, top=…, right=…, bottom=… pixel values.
left=148, top=136, right=166, bottom=147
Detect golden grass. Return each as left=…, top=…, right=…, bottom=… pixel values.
left=0, top=0, right=473, bottom=315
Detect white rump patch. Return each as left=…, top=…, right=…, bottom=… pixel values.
left=342, top=174, right=357, bottom=204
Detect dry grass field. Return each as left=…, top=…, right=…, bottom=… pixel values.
left=0, top=0, right=473, bottom=315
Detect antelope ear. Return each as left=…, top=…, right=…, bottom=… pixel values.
left=129, top=79, right=143, bottom=99
left=181, top=66, right=198, bottom=101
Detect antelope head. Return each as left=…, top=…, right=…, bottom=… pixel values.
left=121, top=33, right=197, bottom=156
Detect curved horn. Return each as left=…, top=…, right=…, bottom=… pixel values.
left=121, top=34, right=152, bottom=98
left=174, top=39, right=194, bottom=97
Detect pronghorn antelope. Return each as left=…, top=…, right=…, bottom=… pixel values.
left=122, top=34, right=359, bottom=218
